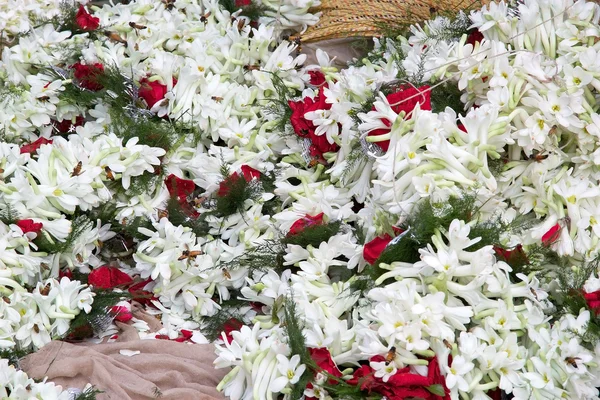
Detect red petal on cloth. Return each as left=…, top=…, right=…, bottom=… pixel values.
left=241, top=165, right=261, bottom=182
left=71, top=62, right=105, bottom=91
left=110, top=306, right=133, bottom=323
left=542, top=223, right=561, bottom=246
left=288, top=213, right=325, bottom=236
left=139, top=77, right=168, bottom=108
left=75, top=5, right=100, bottom=31
left=165, top=174, right=196, bottom=200
left=16, top=219, right=43, bottom=234
left=20, top=137, right=53, bottom=155
left=174, top=329, right=194, bottom=342
left=222, top=319, right=244, bottom=344
left=88, top=266, right=133, bottom=289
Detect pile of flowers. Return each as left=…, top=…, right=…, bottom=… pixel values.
left=2, top=0, right=600, bottom=399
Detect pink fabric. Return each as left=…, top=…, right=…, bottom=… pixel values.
left=21, top=305, right=226, bottom=400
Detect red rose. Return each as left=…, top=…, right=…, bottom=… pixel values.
left=241, top=165, right=261, bottom=181
left=308, top=70, right=326, bottom=86
left=235, top=0, right=252, bottom=5
left=75, top=5, right=100, bottom=31
left=54, top=116, right=85, bottom=134
left=368, top=86, right=431, bottom=152
left=88, top=265, right=133, bottom=289
left=289, top=99, right=313, bottom=137
left=363, top=227, right=404, bottom=264
left=542, top=223, right=561, bottom=246
left=222, top=318, right=244, bottom=344
left=584, top=291, right=600, bottom=314
left=288, top=213, right=325, bottom=236
left=16, top=219, right=43, bottom=234
left=309, top=348, right=342, bottom=383
left=165, top=174, right=196, bottom=201
left=71, top=62, right=105, bottom=91
left=20, top=137, right=53, bottom=155
left=466, top=29, right=484, bottom=47
left=139, top=77, right=168, bottom=108
left=308, top=130, right=340, bottom=156
left=110, top=305, right=133, bottom=323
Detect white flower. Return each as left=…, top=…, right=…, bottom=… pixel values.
left=269, top=354, right=307, bottom=392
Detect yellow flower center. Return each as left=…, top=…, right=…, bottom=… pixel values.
left=287, top=370, right=295, bottom=379
left=567, top=195, right=577, bottom=204
left=537, top=119, right=545, bottom=129
left=552, top=105, right=560, bottom=112
left=573, top=77, right=581, bottom=85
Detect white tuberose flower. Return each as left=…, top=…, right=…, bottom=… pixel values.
left=270, top=354, right=307, bottom=392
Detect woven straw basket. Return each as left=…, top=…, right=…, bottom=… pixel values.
left=298, top=0, right=490, bottom=43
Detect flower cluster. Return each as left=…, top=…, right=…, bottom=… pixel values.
left=4, top=0, right=600, bottom=399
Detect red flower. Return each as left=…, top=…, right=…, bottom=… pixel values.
left=88, top=265, right=133, bottom=289
left=363, top=227, right=404, bottom=264
left=71, top=62, right=105, bottom=91
left=466, top=29, right=484, bottom=47
left=542, top=223, right=561, bottom=246
left=348, top=356, right=449, bottom=400
left=75, top=5, right=100, bottom=31
left=20, top=137, right=53, bottom=155
left=54, top=116, right=85, bottom=134
left=139, top=77, right=168, bottom=108
left=222, top=318, right=244, bottom=344
left=493, top=244, right=528, bottom=267
left=308, top=130, right=340, bottom=156
left=289, top=99, right=313, bottom=137
left=128, top=278, right=155, bottom=306
left=174, top=329, right=194, bottom=342
left=241, top=165, right=261, bottom=181
left=308, top=70, right=326, bottom=86
left=368, top=86, right=431, bottom=152
left=59, top=269, right=73, bottom=280
left=235, top=0, right=252, bottom=5
left=288, top=213, right=325, bottom=236
left=309, top=348, right=342, bottom=383
left=584, top=291, right=600, bottom=314
left=165, top=174, right=196, bottom=201
left=217, top=167, right=258, bottom=197
left=110, top=305, right=133, bottom=323
left=16, top=219, right=43, bottom=235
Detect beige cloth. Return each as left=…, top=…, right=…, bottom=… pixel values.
left=302, top=37, right=371, bottom=67
left=21, top=304, right=227, bottom=400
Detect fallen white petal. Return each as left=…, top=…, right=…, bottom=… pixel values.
left=119, top=350, right=141, bottom=357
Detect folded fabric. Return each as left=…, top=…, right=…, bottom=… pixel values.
left=21, top=339, right=227, bottom=400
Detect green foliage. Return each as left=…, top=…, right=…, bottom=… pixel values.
left=282, top=221, right=343, bottom=248
left=166, top=197, right=210, bottom=237
left=430, top=80, right=465, bottom=115
left=74, top=387, right=103, bottom=400
left=554, top=256, right=600, bottom=347
left=283, top=297, right=313, bottom=400
left=0, top=347, right=33, bottom=368
left=35, top=215, right=94, bottom=254
left=202, top=297, right=248, bottom=342
left=67, top=289, right=132, bottom=337
left=221, top=239, right=284, bottom=273
left=0, top=204, right=19, bottom=225
left=215, top=176, right=262, bottom=217
left=262, top=72, right=296, bottom=134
